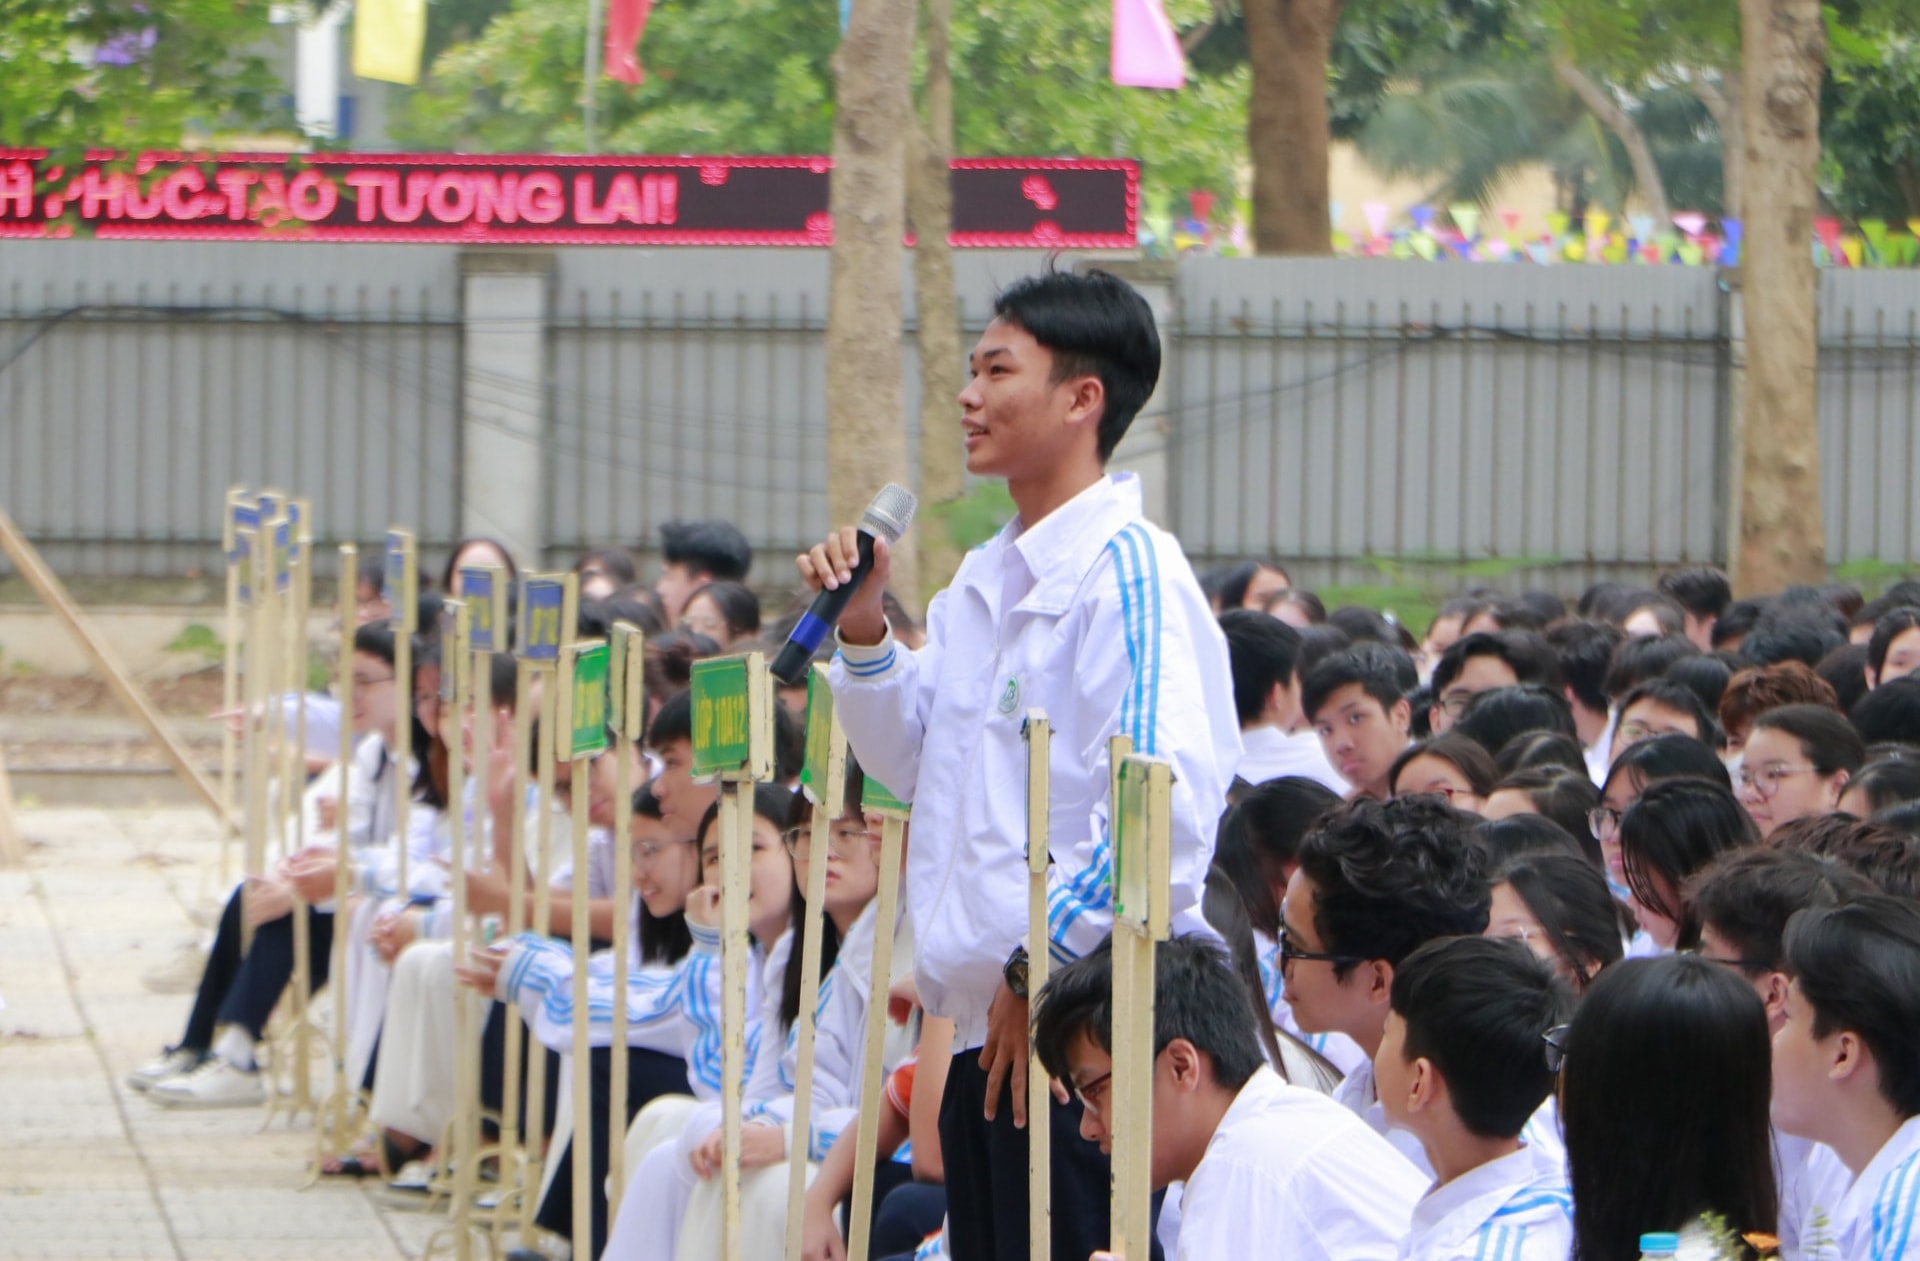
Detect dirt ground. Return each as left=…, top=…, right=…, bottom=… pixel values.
left=2, top=668, right=229, bottom=771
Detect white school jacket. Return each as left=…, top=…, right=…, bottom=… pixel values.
left=830, top=474, right=1241, bottom=1049
left=497, top=931, right=699, bottom=1065
left=1397, top=1142, right=1573, bottom=1261
left=1797, top=1115, right=1920, bottom=1260
left=1177, top=1065, right=1422, bottom=1260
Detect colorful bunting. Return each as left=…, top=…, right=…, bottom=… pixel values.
left=352, top=0, right=426, bottom=85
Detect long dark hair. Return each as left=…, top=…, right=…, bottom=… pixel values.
left=1563, top=956, right=1778, bottom=1261
left=778, top=762, right=867, bottom=1032
left=1494, top=853, right=1629, bottom=992
left=1211, top=776, right=1341, bottom=940
left=1202, top=866, right=1289, bottom=1076
left=633, top=780, right=693, bottom=965
left=1618, top=778, right=1759, bottom=948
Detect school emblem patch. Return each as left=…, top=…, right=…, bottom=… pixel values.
left=998, top=676, right=1020, bottom=715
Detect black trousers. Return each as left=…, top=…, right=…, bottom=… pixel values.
left=937, top=1049, right=1163, bottom=1261
left=533, top=1044, right=690, bottom=1261
left=874, top=1180, right=949, bottom=1260
left=179, top=885, right=334, bottom=1050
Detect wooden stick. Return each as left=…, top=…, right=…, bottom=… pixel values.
left=287, top=515, right=315, bottom=1117
left=219, top=487, right=250, bottom=884
left=498, top=659, right=533, bottom=1246
left=1107, top=748, right=1172, bottom=1261
left=441, top=601, right=476, bottom=1261
left=240, top=524, right=272, bottom=957
left=785, top=667, right=847, bottom=1261
left=0, top=504, right=235, bottom=828
left=458, top=566, right=505, bottom=1250
left=386, top=530, right=418, bottom=902
left=556, top=637, right=610, bottom=1261
left=1023, top=710, right=1053, bottom=1261
left=846, top=809, right=906, bottom=1261
left=606, top=623, right=646, bottom=1225
left=320, top=543, right=357, bottom=1167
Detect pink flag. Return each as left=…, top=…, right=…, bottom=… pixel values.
left=1111, top=0, right=1184, bottom=89
left=605, top=0, right=652, bottom=85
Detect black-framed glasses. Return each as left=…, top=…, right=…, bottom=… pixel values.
left=1588, top=805, right=1623, bottom=840
left=1543, top=1023, right=1571, bottom=1073
left=1277, top=926, right=1365, bottom=969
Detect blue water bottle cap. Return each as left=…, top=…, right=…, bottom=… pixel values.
left=1638, top=1233, right=1681, bottom=1253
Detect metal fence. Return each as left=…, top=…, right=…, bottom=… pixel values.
left=2, top=239, right=1918, bottom=583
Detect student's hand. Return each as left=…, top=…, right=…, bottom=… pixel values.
left=284, top=853, right=341, bottom=904
left=453, top=943, right=511, bottom=995
left=689, top=1122, right=786, bottom=1177
left=242, top=876, right=294, bottom=929
left=462, top=863, right=515, bottom=918
left=799, top=1189, right=848, bottom=1261
left=795, top=530, right=891, bottom=647
left=684, top=886, right=721, bottom=931
left=980, top=979, right=1030, bottom=1127
left=371, top=908, right=422, bottom=963
left=485, top=738, right=519, bottom=818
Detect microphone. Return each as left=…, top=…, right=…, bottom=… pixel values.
left=772, top=483, right=918, bottom=684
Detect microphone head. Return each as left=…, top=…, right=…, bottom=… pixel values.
left=861, top=483, right=918, bottom=544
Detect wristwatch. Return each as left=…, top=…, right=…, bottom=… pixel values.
left=1004, top=945, right=1030, bottom=999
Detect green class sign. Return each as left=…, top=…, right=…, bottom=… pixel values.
left=861, top=772, right=910, bottom=817
left=562, top=641, right=610, bottom=761
left=1112, top=757, right=1152, bottom=929
left=690, top=656, right=753, bottom=778
left=798, top=667, right=836, bottom=801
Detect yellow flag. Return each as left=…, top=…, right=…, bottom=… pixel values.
left=353, top=0, right=427, bottom=86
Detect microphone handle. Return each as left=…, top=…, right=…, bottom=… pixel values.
left=771, top=529, right=878, bottom=684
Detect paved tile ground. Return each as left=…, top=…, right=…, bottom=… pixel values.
left=0, top=807, right=485, bottom=1261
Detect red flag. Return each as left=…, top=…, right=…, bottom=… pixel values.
left=605, top=0, right=652, bottom=85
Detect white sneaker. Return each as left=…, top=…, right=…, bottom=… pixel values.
left=149, top=1058, right=265, bottom=1109
left=127, top=1048, right=202, bottom=1093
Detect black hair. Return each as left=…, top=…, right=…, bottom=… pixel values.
left=1431, top=631, right=1559, bottom=698
left=1742, top=613, right=1848, bottom=671
left=484, top=653, right=518, bottom=709
left=1785, top=897, right=1920, bottom=1117
left=629, top=779, right=695, bottom=964
left=780, top=770, right=867, bottom=1031
left=1495, top=852, right=1628, bottom=989
left=1752, top=703, right=1868, bottom=779
left=1686, top=848, right=1872, bottom=973
left=1491, top=768, right=1603, bottom=864
left=644, top=629, right=720, bottom=701
left=1658, top=566, right=1733, bottom=621
left=1405, top=682, right=1434, bottom=741
left=1849, top=751, right=1920, bottom=815
left=1454, top=684, right=1579, bottom=759
left=1618, top=778, right=1760, bottom=948
left=683, top=580, right=762, bottom=641
left=1031, top=933, right=1265, bottom=1092
left=1561, top=956, right=1778, bottom=1261
left=1602, top=634, right=1700, bottom=705
left=1220, top=609, right=1302, bottom=726
left=1292, top=622, right=1350, bottom=679
left=1516, top=589, right=1568, bottom=627
left=1621, top=590, right=1687, bottom=637
left=1212, top=776, right=1341, bottom=939
left=659, top=520, right=752, bottom=581
left=1852, top=676, right=1920, bottom=748
left=1616, top=678, right=1724, bottom=748
left=352, top=621, right=398, bottom=666
left=992, top=268, right=1160, bottom=461
left=1302, top=647, right=1409, bottom=725
left=1388, top=733, right=1499, bottom=800
left=1268, top=588, right=1329, bottom=625
left=1294, top=795, right=1492, bottom=974
left=356, top=551, right=387, bottom=598
left=1577, top=581, right=1631, bottom=620
left=1202, top=867, right=1291, bottom=1077
left=1211, top=561, right=1290, bottom=612
left=1815, top=643, right=1872, bottom=715
left=693, top=782, right=795, bottom=871
left=1712, top=597, right=1769, bottom=649
left=1824, top=583, right=1867, bottom=620
left=1664, top=653, right=1735, bottom=717
left=574, top=546, right=637, bottom=586
left=1486, top=597, right=1546, bottom=633
left=772, top=701, right=804, bottom=784
left=1602, top=731, right=1734, bottom=798
left=597, top=595, right=667, bottom=639
left=1548, top=619, right=1625, bottom=716
left=1855, top=587, right=1920, bottom=633
left=439, top=536, right=520, bottom=595
left=1391, top=937, right=1570, bottom=1139
left=1329, top=605, right=1397, bottom=646
left=1495, top=730, right=1587, bottom=776
left=1477, top=813, right=1588, bottom=864
left=1430, top=594, right=1497, bottom=636
left=646, top=688, right=693, bottom=749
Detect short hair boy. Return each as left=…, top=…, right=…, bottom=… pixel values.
left=1304, top=648, right=1415, bottom=799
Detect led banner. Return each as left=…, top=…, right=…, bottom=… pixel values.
left=0, top=150, right=1136, bottom=248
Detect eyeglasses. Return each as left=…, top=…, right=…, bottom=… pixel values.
left=1615, top=720, right=1669, bottom=747
left=782, top=824, right=876, bottom=864
left=1404, top=782, right=1464, bottom=802
left=1542, top=1023, right=1571, bottom=1073
left=352, top=671, right=395, bottom=689
left=1683, top=947, right=1775, bottom=974
left=1072, top=1069, right=1115, bottom=1119
left=1736, top=763, right=1819, bottom=801
left=1437, top=690, right=1476, bottom=719
left=1588, top=805, right=1623, bottom=840
left=1277, top=926, right=1364, bottom=970
left=634, top=836, right=697, bottom=866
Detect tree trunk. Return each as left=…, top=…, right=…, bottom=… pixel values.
left=907, top=0, right=965, bottom=606
left=1551, top=54, right=1673, bottom=227
left=826, top=0, right=918, bottom=604
left=1695, top=70, right=1743, bottom=220
left=1734, top=0, right=1827, bottom=592
left=1245, top=0, right=1342, bottom=256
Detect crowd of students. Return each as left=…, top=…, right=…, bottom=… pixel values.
left=114, top=263, right=1920, bottom=1261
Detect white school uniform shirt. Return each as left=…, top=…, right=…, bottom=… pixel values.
left=496, top=931, right=699, bottom=1062
left=1397, top=1142, right=1572, bottom=1261
left=1252, top=928, right=1371, bottom=1078
left=1797, top=1115, right=1920, bottom=1260
left=1518, top=1096, right=1565, bottom=1174
left=1333, top=1057, right=1437, bottom=1176
left=1236, top=724, right=1349, bottom=795
left=1176, top=1065, right=1423, bottom=1260
left=830, top=473, right=1241, bottom=1050
left=1776, top=1129, right=1843, bottom=1261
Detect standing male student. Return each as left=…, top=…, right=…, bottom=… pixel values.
left=803, top=268, right=1241, bottom=1260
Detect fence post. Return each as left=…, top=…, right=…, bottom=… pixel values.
left=459, top=251, right=556, bottom=571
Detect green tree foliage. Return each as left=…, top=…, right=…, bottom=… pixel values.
left=390, top=0, right=1248, bottom=203
left=1821, top=24, right=1920, bottom=218
left=0, top=0, right=284, bottom=155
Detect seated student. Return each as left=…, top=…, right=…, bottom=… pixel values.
left=1612, top=679, right=1723, bottom=756
left=1482, top=768, right=1601, bottom=865
left=1033, top=934, right=1424, bottom=1261
left=1592, top=733, right=1732, bottom=903
left=1617, top=778, right=1760, bottom=953
left=1494, top=730, right=1588, bottom=776
left=1212, top=777, right=1369, bottom=1077
left=1561, top=957, right=1779, bottom=1261
left=1866, top=607, right=1920, bottom=689
left=1685, top=848, right=1874, bottom=1260
left=1717, top=661, right=1842, bottom=760
left=1376, top=937, right=1574, bottom=1260
left=1850, top=676, right=1920, bottom=748
left=654, top=518, right=753, bottom=622
left=1427, top=632, right=1558, bottom=735
left=1840, top=750, right=1920, bottom=818
left=1304, top=648, right=1416, bottom=800
left=679, top=579, right=761, bottom=648
left=1205, top=867, right=1342, bottom=1093
left=1453, top=685, right=1580, bottom=763
left=1736, top=705, right=1866, bottom=840
left=1280, top=796, right=1493, bottom=1171
left=1620, top=590, right=1687, bottom=640
left=1545, top=620, right=1624, bottom=772
left=1389, top=733, right=1499, bottom=815
left=1487, top=853, right=1626, bottom=994
left=1220, top=609, right=1347, bottom=792
left=1775, top=898, right=1920, bottom=1259
left=1658, top=565, right=1733, bottom=651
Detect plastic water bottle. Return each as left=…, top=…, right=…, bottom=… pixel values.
left=1638, top=1233, right=1680, bottom=1260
